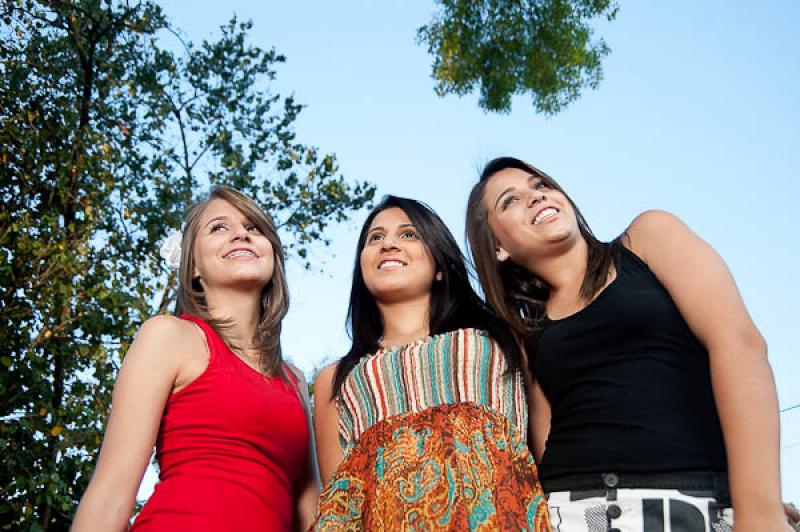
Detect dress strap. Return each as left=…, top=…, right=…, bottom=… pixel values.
left=284, top=365, right=300, bottom=388
left=178, top=314, right=219, bottom=367
left=283, top=364, right=309, bottom=402
left=615, top=238, right=659, bottom=280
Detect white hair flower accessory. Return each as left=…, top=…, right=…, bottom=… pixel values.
left=159, top=229, right=183, bottom=270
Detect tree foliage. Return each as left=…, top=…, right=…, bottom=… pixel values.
left=418, top=0, right=618, bottom=114
left=0, top=1, right=374, bottom=529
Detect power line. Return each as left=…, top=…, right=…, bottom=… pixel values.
left=780, top=404, right=800, bottom=450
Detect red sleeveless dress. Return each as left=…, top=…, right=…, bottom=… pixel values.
left=131, top=315, right=309, bottom=531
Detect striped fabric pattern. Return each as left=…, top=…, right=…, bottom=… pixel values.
left=337, top=328, right=528, bottom=451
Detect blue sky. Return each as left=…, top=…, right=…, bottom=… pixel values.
left=156, top=1, right=800, bottom=501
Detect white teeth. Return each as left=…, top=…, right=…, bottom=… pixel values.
left=534, top=207, right=558, bottom=225
left=225, top=250, right=257, bottom=259
left=379, top=260, right=405, bottom=270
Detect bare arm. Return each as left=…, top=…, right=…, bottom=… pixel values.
left=313, top=363, right=344, bottom=487
left=287, top=364, right=320, bottom=531
left=626, top=210, right=784, bottom=529
left=520, top=347, right=550, bottom=465
left=72, top=316, right=200, bottom=531
left=529, top=378, right=551, bottom=465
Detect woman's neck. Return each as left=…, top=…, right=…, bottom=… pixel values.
left=205, top=288, right=261, bottom=353
left=525, top=237, right=589, bottom=299
left=377, top=295, right=431, bottom=348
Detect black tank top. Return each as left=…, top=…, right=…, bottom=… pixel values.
left=532, top=241, right=728, bottom=485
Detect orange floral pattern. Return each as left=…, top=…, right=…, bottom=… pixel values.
left=314, top=403, right=549, bottom=531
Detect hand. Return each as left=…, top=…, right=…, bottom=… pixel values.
left=734, top=508, right=792, bottom=532
left=785, top=502, right=800, bottom=532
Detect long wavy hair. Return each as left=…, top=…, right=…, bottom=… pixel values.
left=465, top=157, right=617, bottom=348
left=175, top=186, right=289, bottom=378
left=331, top=195, right=523, bottom=399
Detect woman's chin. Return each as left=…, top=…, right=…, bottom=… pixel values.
left=210, top=275, right=273, bottom=293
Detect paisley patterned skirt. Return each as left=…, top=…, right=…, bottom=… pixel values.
left=313, top=402, right=549, bottom=531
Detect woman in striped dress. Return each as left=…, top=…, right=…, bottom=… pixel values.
left=312, top=196, right=549, bottom=531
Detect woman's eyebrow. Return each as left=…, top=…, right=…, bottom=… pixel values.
left=494, top=187, right=514, bottom=210
left=204, top=215, right=229, bottom=228
left=368, top=223, right=415, bottom=234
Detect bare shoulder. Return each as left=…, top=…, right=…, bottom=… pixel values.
left=138, top=314, right=204, bottom=346
left=623, top=210, right=695, bottom=261
left=626, top=209, right=688, bottom=239
left=138, top=314, right=196, bottom=336
left=315, top=361, right=338, bottom=384
left=313, top=362, right=339, bottom=404
left=127, top=315, right=204, bottom=365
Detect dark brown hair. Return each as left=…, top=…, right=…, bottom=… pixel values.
left=331, top=195, right=523, bottom=398
left=175, top=186, right=289, bottom=377
left=465, top=157, right=616, bottom=343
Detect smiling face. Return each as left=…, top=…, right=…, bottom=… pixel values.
left=191, top=198, right=275, bottom=293
left=483, top=167, right=580, bottom=264
left=359, top=207, right=437, bottom=304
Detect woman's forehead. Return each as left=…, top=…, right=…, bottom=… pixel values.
left=200, top=199, right=250, bottom=223
left=368, top=207, right=412, bottom=230
left=484, top=169, right=541, bottom=203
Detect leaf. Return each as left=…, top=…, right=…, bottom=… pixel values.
left=418, top=0, right=617, bottom=114
left=2, top=3, right=373, bottom=526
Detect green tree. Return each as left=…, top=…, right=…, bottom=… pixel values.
left=0, top=1, right=374, bottom=529
left=418, top=0, right=618, bottom=114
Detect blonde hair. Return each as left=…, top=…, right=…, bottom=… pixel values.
left=175, top=186, right=289, bottom=377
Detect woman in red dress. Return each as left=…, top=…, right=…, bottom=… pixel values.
left=73, top=187, right=318, bottom=531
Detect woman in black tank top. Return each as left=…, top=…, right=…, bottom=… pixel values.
left=465, top=157, right=787, bottom=531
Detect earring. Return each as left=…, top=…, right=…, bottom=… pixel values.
left=435, top=272, right=443, bottom=281
left=496, top=249, right=509, bottom=262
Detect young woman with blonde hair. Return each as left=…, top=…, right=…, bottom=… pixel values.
left=74, top=187, right=317, bottom=531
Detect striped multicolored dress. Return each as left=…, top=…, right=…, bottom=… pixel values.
left=313, top=328, right=549, bottom=531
